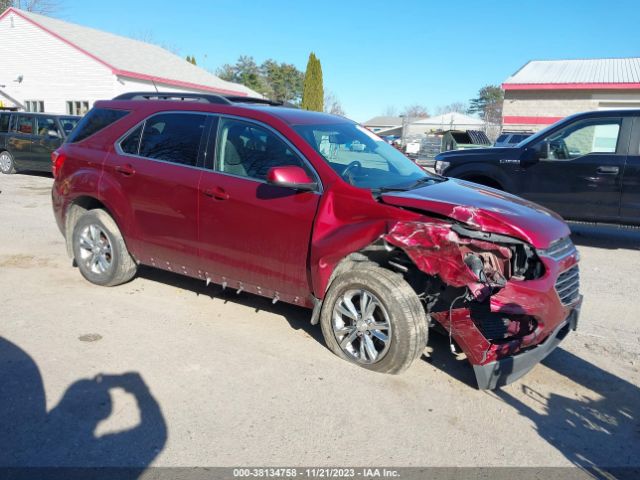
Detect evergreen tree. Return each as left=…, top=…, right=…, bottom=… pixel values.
left=301, top=53, right=323, bottom=112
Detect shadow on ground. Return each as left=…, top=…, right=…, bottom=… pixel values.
left=137, top=266, right=326, bottom=346
left=569, top=223, right=640, bottom=250
left=0, top=337, right=167, bottom=478
left=426, top=335, right=640, bottom=474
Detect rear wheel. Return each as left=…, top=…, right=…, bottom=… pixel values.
left=72, top=209, right=137, bottom=286
left=320, top=264, right=427, bottom=374
left=0, top=151, right=16, bottom=174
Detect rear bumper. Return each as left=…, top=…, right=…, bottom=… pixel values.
left=473, top=297, right=581, bottom=390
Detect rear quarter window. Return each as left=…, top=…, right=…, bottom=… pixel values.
left=66, top=108, right=129, bottom=143
left=0, top=114, right=9, bottom=133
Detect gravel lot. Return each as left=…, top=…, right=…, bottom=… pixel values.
left=1, top=172, right=639, bottom=470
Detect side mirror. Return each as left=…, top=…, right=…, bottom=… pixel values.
left=266, top=166, right=317, bottom=191
left=538, top=141, right=550, bottom=159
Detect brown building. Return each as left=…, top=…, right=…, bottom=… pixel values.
left=502, top=58, right=640, bottom=131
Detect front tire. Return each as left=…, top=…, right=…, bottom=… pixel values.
left=0, top=151, right=16, bottom=174
left=72, top=209, right=137, bottom=286
left=320, top=265, right=427, bottom=374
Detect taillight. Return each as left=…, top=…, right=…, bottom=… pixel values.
left=51, top=149, right=66, bottom=178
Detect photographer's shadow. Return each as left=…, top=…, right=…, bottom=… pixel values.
left=0, top=337, right=167, bottom=476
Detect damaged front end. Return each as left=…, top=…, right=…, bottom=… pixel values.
left=383, top=220, right=582, bottom=389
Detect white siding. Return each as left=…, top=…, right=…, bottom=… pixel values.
left=0, top=11, right=119, bottom=114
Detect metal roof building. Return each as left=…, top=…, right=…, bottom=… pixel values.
left=0, top=7, right=258, bottom=114
left=502, top=58, right=640, bottom=131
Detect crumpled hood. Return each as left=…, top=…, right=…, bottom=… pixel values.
left=381, top=178, right=569, bottom=248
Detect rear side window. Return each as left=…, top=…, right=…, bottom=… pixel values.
left=15, top=115, right=35, bottom=134
left=0, top=114, right=9, bottom=133
left=139, top=113, right=207, bottom=167
left=66, top=108, right=129, bottom=143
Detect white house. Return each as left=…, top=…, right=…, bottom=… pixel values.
left=0, top=7, right=258, bottom=115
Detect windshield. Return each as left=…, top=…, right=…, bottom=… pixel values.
left=59, top=116, right=80, bottom=136
left=294, top=122, right=438, bottom=191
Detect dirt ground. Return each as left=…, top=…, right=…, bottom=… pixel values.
left=0, top=172, right=638, bottom=470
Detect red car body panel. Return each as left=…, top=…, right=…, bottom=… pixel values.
left=51, top=98, right=581, bottom=384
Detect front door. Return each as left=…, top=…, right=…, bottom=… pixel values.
left=103, top=112, right=210, bottom=274
left=198, top=117, right=320, bottom=299
left=620, top=116, right=640, bottom=225
left=520, top=116, right=627, bottom=222
left=32, top=116, right=63, bottom=171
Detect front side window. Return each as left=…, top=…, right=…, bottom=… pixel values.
left=541, top=119, right=621, bottom=160
left=216, top=118, right=309, bottom=180
left=139, top=113, right=206, bottom=167
left=59, top=116, right=79, bottom=136
left=15, top=115, right=35, bottom=134
left=294, top=122, right=435, bottom=190
left=36, top=116, right=61, bottom=138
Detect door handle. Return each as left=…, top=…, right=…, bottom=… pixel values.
left=202, top=187, right=229, bottom=201
left=596, top=166, right=619, bottom=175
left=115, top=164, right=135, bottom=176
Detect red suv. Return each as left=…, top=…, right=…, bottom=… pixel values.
left=51, top=92, right=582, bottom=389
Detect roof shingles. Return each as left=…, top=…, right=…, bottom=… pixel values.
left=504, top=58, right=640, bottom=88
left=2, top=7, right=258, bottom=96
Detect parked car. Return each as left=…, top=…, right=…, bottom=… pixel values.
left=493, top=131, right=532, bottom=147
left=51, top=92, right=581, bottom=389
left=435, top=109, right=640, bottom=225
left=0, top=111, right=80, bottom=174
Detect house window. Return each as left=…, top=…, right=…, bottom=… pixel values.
left=24, top=100, right=45, bottom=112
left=66, top=100, right=90, bottom=116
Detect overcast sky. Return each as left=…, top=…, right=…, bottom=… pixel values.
left=59, top=0, right=640, bottom=122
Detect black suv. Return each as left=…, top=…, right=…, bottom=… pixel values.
left=0, top=111, right=80, bottom=174
left=435, top=109, right=640, bottom=225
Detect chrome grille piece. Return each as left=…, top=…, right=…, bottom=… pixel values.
left=555, top=265, right=580, bottom=305
left=541, top=237, right=576, bottom=261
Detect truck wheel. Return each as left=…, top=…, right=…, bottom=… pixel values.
left=72, top=209, right=137, bottom=286
left=0, top=151, right=16, bottom=174
left=320, top=265, right=427, bottom=374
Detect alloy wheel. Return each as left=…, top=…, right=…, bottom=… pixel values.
left=332, top=288, right=392, bottom=364
left=77, top=224, right=113, bottom=275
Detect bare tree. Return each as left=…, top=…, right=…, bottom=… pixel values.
left=4, top=0, right=62, bottom=14
left=436, top=102, right=468, bottom=115
left=324, top=91, right=345, bottom=116
left=129, top=30, right=182, bottom=56
left=402, top=104, right=429, bottom=119
left=383, top=105, right=398, bottom=117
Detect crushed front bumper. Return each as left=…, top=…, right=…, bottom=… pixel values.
left=473, top=297, right=581, bottom=390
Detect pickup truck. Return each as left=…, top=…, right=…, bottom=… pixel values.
left=0, top=111, right=79, bottom=174
left=51, top=92, right=582, bottom=390
left=435, top=109, right=640, bottom=225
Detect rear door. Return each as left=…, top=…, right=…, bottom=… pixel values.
left=619, top=115, right=640, bottom=225
left=520, top=116, right=627, bottom=222
left=197, top=116, right=321, bottom=300
left=32, top=116, right=63, bottom=172
left=106, top=111, right=211, bottom=273
left=8, top=114, right=37, bottom=170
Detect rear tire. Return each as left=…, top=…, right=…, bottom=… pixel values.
left=0, top=151, right=16, bottom=174
left=320, top=264, right=427, bottom=374
left=72, top=209, right=137, bottom=286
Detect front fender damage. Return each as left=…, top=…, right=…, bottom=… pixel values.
left=382, top=220, right=559, bottom=369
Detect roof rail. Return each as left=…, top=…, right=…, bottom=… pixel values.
left=112, top=91, right=294, bottom=108
left=112, top=92, right=233, bottom=104
left=224, top=96, right=284, bottom=106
